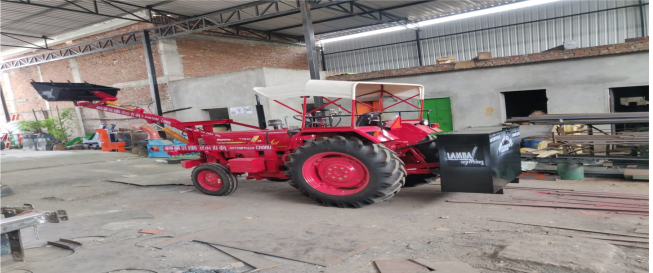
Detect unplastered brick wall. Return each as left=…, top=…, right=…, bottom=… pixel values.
left=177, top=35, right=308, bottom=78
left=0, top=21, right=307, bottom=135
left=328, top=37, right=649, bottom=81
left=0, top=22, right=171, bottom=134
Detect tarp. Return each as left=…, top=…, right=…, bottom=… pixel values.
left=253, top=80, right=424, bottom=100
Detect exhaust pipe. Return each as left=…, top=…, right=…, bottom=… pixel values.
left=254, top=94, right=266, bottom=130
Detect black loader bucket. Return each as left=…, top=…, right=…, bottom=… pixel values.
left=31, top=82, right=119, bottom=102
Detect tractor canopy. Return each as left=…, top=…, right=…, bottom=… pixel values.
left=254, top=80, right=427, bottom=129
left=253, top=80, right=424, bottom=100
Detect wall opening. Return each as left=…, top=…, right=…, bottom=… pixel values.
left=502, top=90, right=547, bottom=120
left=204, top=107, right=231, bottom=132
left=610, top=86, right=649, bottom=132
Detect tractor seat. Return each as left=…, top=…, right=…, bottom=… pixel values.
left=355, top=112, right=382, bottom=127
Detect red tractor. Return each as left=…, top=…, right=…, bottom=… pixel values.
left=32, top=80, right=443, bottom=208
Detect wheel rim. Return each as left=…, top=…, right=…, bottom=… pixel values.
left=302, top=152, right=369, bottom=195
left=197, top=170, right=223, bottom=191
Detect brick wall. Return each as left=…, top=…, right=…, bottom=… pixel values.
left=1, top=22, right=308, bottom=137
left=177, top=35, right=307, bottom=78
left=328, top=37, right=649, bottom=81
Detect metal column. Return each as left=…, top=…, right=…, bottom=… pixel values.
left=0, top=84, right=10, bottom=122
left=299, top=0, right=324, bottom=109
left=638, top=0, right=646, bottom=37
left=415, top=29, right=423, bottom=66
left=141, top=30, right=163, bottom=117
left=141, top=30, right=165, bottom=136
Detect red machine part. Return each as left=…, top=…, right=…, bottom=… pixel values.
left=229, top=158, right=266, bottom=173
left=196, top=170, right=223, bottom=191
left=140, top=125, right=161, bottom=139
left=301, top=152, right=370, bottom=195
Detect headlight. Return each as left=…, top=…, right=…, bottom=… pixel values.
left=419, top=119, right=429, bottom=126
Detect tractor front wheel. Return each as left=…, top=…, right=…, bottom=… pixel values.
left=191, top=163, right=238, bottom=196
left=286, top=136, right=405, bottom=208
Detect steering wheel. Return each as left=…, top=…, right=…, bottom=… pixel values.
left=293, top=114, right=327, bottom=127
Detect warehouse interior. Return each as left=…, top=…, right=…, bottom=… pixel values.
left=0, top=0, right=650, bottom=273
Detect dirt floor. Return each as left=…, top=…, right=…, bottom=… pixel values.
left=0, top=150, right=649, bottom=273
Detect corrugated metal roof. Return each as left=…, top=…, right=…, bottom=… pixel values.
left=1, top=0, right=538, bottom=49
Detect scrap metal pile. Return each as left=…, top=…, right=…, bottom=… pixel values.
left=506, top=113, right=649, bottom=172
left=506, top=112, right=649, bottom=155
left=448, top=185, right=649, bottom=217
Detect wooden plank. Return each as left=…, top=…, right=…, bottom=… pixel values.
left=490, top=219, right=649, bottom=238
left=210, top=244, right=280, bottom=271
left=374, top=259, right=429, bottom=273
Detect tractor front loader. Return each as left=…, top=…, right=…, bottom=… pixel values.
left=31, top=80, right=517, bottom=208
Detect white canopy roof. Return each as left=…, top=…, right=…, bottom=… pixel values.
left=253, top=80, right=424, bottom=100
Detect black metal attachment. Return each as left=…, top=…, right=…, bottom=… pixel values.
left=0, top=84, right=10, bottom=122
left=31, top=82, right=119, bottom=102
left=141, top=30, right=162, bottom=118
left=438, top=126, right=521, bottom=194
left=254, top=94, right=267, bottom=130
left=300, top=0, right=325, bottom=111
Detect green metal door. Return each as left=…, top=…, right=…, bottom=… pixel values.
left=423, top=98, right=453, bottom=133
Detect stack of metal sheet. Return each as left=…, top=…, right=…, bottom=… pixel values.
left=505, top=112, right=648, bottom=125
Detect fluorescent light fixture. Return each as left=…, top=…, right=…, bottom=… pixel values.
left=319, top=0, right=561, bottom=44
left=318, top=25, right=407, bottom=44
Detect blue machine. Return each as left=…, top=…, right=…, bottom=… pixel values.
left=147, top=139, right=188, bottom=158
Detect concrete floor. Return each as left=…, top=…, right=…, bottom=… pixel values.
left=0, top=150, right=649, bottom=273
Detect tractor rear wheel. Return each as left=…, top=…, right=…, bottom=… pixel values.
left=286, top=136, right=405, bottom=208
left=403, top=134, right=439, bottom=187
left=191, top=163, right=238, bottom=196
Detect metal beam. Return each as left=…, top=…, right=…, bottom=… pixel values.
left=300, top=0, right=323, bottom=111
left=1, top=32, right=142, bottom=70
left=271, top=1, right=429, bottom=33
left=147, top=0, right=350, bottom=40
left=638, top=0, right=646, bottom=37
left=0, top=0, right=151, bottom=23
left=141, top=30, right=163, bottom=118
left=0, top=32, right=53, bottom=40
left=1, top=33, right=47, bottom=49
left=300, top=1, right=320, bottom=80
left=324, top=2, right=405, bottom=23
left=1, top=0, right=353, bottom=70
left=415, top=29, right=423, bottom=66
left=0, top=84, right=10, bottom=122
